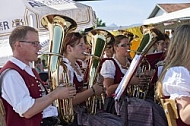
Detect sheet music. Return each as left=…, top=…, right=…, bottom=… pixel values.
left=114, top=54, right=142, bottom=101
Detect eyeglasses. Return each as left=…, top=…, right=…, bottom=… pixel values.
left=118, top=43, right=132, bottom=47
left=19, top=41, right=41, bottom=47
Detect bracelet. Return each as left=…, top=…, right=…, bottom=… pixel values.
left=91, top=86, right=96, bottom=95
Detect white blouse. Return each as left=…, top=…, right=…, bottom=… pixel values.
left=100, top=57, right=129, bottom=79
left=162, top=66, right=190, bottom=99
left=59, top=58, right=84, bottom=84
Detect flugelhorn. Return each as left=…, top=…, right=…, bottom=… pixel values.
left=41, top=14, right=77, bottom=123
left=114, top=28, right=163, bottom=102
left=84, top=29, right=115, bottom=114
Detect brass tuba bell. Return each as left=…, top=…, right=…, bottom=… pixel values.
left=41, top=14, right=77, bottom=123
left=84, top=29, right=115, bottom=114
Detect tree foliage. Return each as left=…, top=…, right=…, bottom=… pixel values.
left=97, top=18, right=106, bottom=27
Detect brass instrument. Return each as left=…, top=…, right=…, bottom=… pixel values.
left=129, top=57, right=152, bottom=99
left=0, top=99, right=6, bottom=126
left=84, top=29, right=114, bottom=114
left=41, top=14, right=77, bottom=123
left=115, top=28, right=163, bottom=103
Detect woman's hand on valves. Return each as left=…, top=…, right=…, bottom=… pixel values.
left=91, top=83, right=104, bottom=95
left=138, top=74, right=151, bottom=84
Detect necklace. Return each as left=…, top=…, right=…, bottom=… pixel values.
left=121, top=63, right=129, bottom=69
left=114, top=56, right=130, bottom=69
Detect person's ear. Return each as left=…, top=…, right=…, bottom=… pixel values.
left=15, top=41, right=21, bottom=47
left=113, top=45, right=117, bottom=52
left=67, top=45, right=72, bottom=52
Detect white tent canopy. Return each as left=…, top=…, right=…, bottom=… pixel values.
left=0, top=40, right=12, bottom=67
left=0, top=0, right=96, bottom=38
left=143, top=7, right=190, bottom=25
left=0, top=0, right=97, bottom=67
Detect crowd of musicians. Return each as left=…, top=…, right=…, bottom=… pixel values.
left=1, top=23, right=190, bottom=126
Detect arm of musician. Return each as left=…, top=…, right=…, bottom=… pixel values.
left=22, top=86, right=76, bottom=118
left=129, top=76, right=141, bottom=85
left=2, top=70, right=76, bottom=119
left=72, top=84, right=103, bottom=105
left=103, top=78, right=118, bottom=96
left=176, top=96, right=190, bottom=125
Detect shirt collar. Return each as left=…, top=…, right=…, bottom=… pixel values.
left=10, top=57, right=30, bottom=70
left=9, top=57, right=35, bottom=77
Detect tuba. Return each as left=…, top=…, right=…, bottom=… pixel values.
left=114, top=28, right=164, bottom=104
left=41, top=14, right=77, bottom=123
left=84, top=29, right=114, bottom=114
left=0, top=99, right=6, bottom=126
left=128, top=56, right=152, bottom=99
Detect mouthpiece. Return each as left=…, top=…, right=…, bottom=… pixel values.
left=127, top=50, right=138, bottom=53
left=37, top=51, right=43, bottom=55
left=38, top=51, right=63, bottom=57
left=83, top=52, right=100, bottom=60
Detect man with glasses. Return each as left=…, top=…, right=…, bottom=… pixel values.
left=0, top=26, right=76, bottom=126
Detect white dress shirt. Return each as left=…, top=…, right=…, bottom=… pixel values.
left=1, top=57, right=57, bottom=118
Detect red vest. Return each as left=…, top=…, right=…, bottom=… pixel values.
left=0, top=61, right=44, bottom=126
left=73, top=74, right=83, bottom=93
left=100, top=58, right=124, bottom=84
left=100, top=58, right=124, bottom=97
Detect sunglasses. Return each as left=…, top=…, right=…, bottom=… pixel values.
left=19, top=41, right=41, bottom=47
left=70, top=32, right=81, bottom=40
left=66, top=32, right=82, bottom=46
left=118, top=43, right=132, bottom=47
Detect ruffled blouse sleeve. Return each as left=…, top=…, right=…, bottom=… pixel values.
left=162, top=66, right=190, bottom=99
left=100, top=60, right=116, bottom=79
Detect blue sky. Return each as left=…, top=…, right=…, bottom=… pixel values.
left=80, top=0, right=190, bottom=26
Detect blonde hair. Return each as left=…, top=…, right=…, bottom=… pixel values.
left=155, top=24, right=190, bottom=99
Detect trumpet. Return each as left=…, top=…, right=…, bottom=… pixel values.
left=41, top=14, right=77, bottom=123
